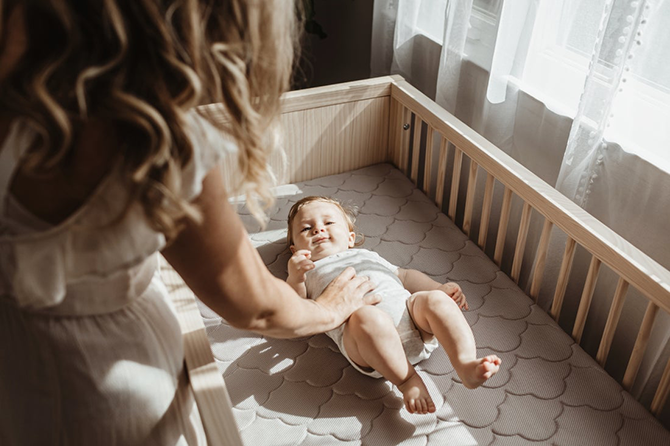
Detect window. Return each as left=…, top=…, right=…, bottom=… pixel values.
left=414, top=0, right=500, bottom=61
left=413, top=0, right=449, bottom=44
left=465, top=0, right=501, bottom=70
left=521, top=0, right=670, bottom=171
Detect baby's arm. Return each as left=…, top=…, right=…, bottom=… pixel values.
left=397, top=268, right=468, bottom=310
left=286, top=249, right=315, bottom=299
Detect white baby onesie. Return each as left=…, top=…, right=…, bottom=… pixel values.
left=305, top=249, right=438, bottom=378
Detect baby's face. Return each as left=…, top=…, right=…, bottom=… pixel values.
left=290, top=201, right=355, bottom=261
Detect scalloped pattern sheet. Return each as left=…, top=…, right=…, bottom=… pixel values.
left=201, top=164, right=670, bottom=445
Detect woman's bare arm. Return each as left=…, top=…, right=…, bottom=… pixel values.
left=162, top=166, right=379, bottom=338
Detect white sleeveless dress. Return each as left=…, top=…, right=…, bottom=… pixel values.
left=0, top=114, right=232, bottom=445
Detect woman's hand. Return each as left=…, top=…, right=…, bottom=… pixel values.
left=313, top=267, right=381, bottom=327
left=439, top=282, right=468, bottom=310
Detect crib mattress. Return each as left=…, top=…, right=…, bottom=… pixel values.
left=200, top=164, right=670, bottom=445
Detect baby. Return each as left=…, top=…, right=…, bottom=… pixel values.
left=285, top=196, right=501, bottom=414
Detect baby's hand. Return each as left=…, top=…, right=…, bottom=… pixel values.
left=288, top=249, right=315, bottom=284
left=439, top=282, right=468, bottom=310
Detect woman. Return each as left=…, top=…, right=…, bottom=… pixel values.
left=0, top=1, right=378, bottom=444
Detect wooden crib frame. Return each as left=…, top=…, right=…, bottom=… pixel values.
left=164, top=75, right=670, bottom=444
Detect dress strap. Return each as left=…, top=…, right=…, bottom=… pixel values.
left=0, top=121, right=33, bottom=212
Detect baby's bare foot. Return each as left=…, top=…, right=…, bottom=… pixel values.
left=397, top=371, right=436, bottom=414
left=460, top=355, right=501, bottom=389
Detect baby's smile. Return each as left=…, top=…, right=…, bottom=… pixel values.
left=290, top=200, right=357, bottom=261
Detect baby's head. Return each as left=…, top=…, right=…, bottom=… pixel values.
left=287, top=196, right=361, bottom=261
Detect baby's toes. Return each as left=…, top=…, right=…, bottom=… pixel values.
left=485, top=355, right=502, bottom=366
left=421, top=398, right=431, bottom=414
left=406, top=398, right=416, bottom=414
left=482, top=358, right=501, bottom=378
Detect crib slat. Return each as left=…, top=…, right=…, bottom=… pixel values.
left=651, top=358, right=670, bottom=416
left=448, top=148, right=463, bottom=221
left=462, top=159, right=479, bottom=237
left=493, top=187, right=513, bottom=266
left=435, top=137, right=449, bottom=208
left=529, top=219, right=553, bottom=301
left=550, top=237, right=577, bottom=321
left=390, top=99, right=401, bottom=167
left=596, top=277, right=630, bottom=366
left=423, top=126, right=435, bottom=195
left=411, top=117, right=423, bottom=184
left=400, top=107, right=412, bottom=173
left=623, top=301, right=659, bottom=391
left=478, top=173, right=495, bottom=250
left=393, top=101, right=406, bottom=167
left=572, top=256, right=602, bottom=343
left=511, top=202, right=532, bottom=283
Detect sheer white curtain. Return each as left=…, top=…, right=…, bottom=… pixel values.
left=372, top=0, right=670, bottom=424
left=550, top=1, right=670, bottom=414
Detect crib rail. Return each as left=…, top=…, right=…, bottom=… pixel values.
left=388, top=77, right=670, bottom=415
left=159, top=257, right=244, bottom=446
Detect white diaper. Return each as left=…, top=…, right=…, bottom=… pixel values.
left=326, top=298, right=439, bottom=379
left=307, top=249, right=440, bottom=379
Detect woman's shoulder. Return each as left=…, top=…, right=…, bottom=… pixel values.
left=179, top=110, right=237, bottom=201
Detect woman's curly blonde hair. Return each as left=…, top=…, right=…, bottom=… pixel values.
left=0, top=0, right=300, bottom=237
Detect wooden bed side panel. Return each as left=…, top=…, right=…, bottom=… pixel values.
left=278, top=96, right=390, bottom=184
left=201, top=77, right=395, bottom=189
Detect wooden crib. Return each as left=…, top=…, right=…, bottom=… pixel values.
left=161, top=76, right=670, bottom=445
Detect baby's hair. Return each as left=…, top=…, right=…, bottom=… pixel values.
left=287, top=196, right=364, bottom=247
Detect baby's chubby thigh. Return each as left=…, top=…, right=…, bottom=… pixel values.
left=407, top=289, right=460, bottom=341
left=341, top=302, right=406, bottom=371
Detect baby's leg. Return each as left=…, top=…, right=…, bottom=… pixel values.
left=343, top=306, right=436, bottom=414
left=408, top=290, right=501, bottom=389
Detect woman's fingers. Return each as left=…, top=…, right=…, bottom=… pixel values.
left=323, top=268, right=378, bottom=309
left=336, top=274, right=374, bottom=297
left=329, top=267, right=366, bottom=290
left=336, top=266, right=357, bottom=281
left=362, top=293, right=382, bottom=305
left=351, top=274, right=374, bottom=292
